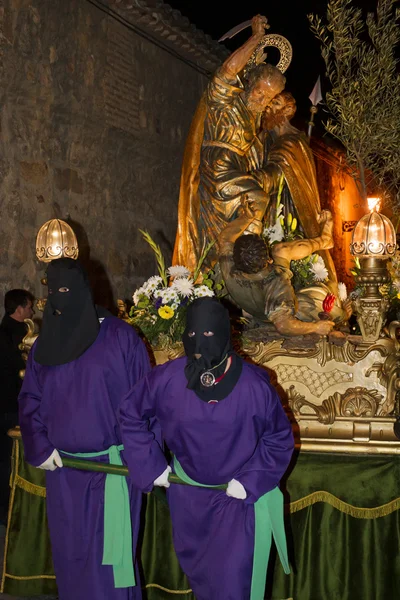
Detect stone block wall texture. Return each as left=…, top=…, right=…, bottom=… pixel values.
left=0, top=0, right=211, bottom=311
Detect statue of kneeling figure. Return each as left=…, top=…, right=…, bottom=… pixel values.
left=218, top=197, right=350, bottom=337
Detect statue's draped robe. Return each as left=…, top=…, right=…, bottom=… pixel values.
left=266, top=130, right=338, bottom=290
left=173, top=70, right=273, bottom=270
left=19, top=318, right=151, bottom=600
left=120, top=358, right=294, bottom=600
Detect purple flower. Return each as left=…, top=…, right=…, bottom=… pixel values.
left=154, top=296, right=163, bottom=309
left=180, top=297, right=190, bottom=307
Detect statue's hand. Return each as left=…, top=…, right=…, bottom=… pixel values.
left=252, top=15, right=269, bottom=37
left=240, top=195, right=256, bottom=218
left=241, top=194, right=265, bottom=221
left=314, top=320, right=335, bottom=336
left=317, top=209, right=333, bottom=224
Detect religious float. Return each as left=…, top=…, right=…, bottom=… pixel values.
left=3, top=7, right=400, bottom=600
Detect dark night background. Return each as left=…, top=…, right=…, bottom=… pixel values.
left=165, top=0, right=380, bottom=126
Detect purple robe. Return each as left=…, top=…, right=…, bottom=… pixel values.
left=19, top=317, right=151, bottom=600
left=119, top=357, right=294, bottom=600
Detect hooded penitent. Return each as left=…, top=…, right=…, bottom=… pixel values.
left=183, top=297, right=242, bottom=402
left=34, top=258, right=101, bottom=366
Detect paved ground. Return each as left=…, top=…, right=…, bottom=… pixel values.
left=0, top=525, right=57, bottom=600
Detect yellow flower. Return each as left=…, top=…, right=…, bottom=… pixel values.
left=397, top=292, right=400, bottom=300
left=158, top=306, right=175, bottom=320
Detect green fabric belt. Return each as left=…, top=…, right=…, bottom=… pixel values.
left=61, top=445, right=135, bottom=588
left=173, top=457, right=290, bottom=600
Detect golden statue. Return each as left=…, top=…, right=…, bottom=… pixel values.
left=173, top=15, right=287, bottom=271
left=218, top=199, right=348, bottom=336
left=173, top=14, right=338, bottom=294
left=261, top=91, right=337, bottom=290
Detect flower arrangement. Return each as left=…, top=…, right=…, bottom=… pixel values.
left=130, top=231, right=222, bottom=346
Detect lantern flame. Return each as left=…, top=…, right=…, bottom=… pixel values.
left=367, top=197, right=381, bottom=212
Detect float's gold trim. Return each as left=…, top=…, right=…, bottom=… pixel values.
left=15, top=474, right=46, bottom=498
left=290, top=490, right=400, bottom=518
left=145, top=583, right=193, bottom=594
left=0, top=440, right=18, bottom=592
left=3, top=573, right=56, bottom=581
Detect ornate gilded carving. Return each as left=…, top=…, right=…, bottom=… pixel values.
left=352, top=296, right=390, bottom=343
left=288, top=386, right=384, bottom=425
left=18, top=319, right=39, bottom=379
left=364, top=322, right=400, bottom=415
left=274, top=363, right=352, bottom=397
left=117, top=299, right=131, bottom=323
left=36, top=298, right=47, bottom=312
left=241, top=326, right=400, bottom=452
left=241, top=334, right=395, bottom=369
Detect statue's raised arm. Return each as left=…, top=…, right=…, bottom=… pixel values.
left=221, top=15, right=269, bottom=79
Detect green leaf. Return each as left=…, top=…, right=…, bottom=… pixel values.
left=139, top=230, right=168, bottom=287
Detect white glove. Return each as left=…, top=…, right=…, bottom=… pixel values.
left=226, top=478, right=247, bottom=500
left=153, top=466, right=171, bottom=488
left=38, top=449, right=63, bottom=471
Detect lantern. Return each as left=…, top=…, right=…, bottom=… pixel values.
left=36, top=219, right=79, bottom=263
left=350, top=202, right=397, bottom=342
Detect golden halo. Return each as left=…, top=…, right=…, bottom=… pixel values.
left=245, top=34, right=293, bottom=76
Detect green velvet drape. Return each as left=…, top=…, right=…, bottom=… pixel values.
left=270, top=452, right=400, bottom=600
left=141, top=494, right=194, bottom=599
left=3, top=441, right=400, bottom=599
left=271, top=502, right=399, bottom=600
left=1, top=438, right=57, bottom=596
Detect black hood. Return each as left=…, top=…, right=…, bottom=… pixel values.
left=183, top=297, right=242, bottom=402
left=34, top=258, right=100, bottom=366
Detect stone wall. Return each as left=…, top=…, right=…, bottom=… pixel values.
left=0, top=0, right=217, bottom=311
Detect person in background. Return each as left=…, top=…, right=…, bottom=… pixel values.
left=0, top=289, right=34, bottom=523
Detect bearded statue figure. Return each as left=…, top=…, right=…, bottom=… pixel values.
left=173, top=15, right=288, bottom=272
left=261, top=91, right=338, bottom=293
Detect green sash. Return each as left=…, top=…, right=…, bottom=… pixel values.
left=61, top=445, right=135, bottom=588
left=173, top=457, right=290, bottom=600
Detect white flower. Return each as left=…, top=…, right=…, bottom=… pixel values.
left=144, top=275, right=163, bottom=293
left=132, top=286, right=147, bottom=306
left=392, top=278, right=400, bottom=292
left=310, top=256, right=329, bottom=282
left=193, top=285, right=215, bottom=298
left=155, top=288, right=179, bottom=305
left=275, top=202, right=284, bottom=219
left=167, top=265, right=190, bottom=279
left=171, top=302, right=179, bottom=311
left=264, top=219, right=284, bottom=243
left=162, top=291, right=179, bottom=305
left=338, top=282, right=348, bottom=302
left=172, top=277, right=194, bottom=298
